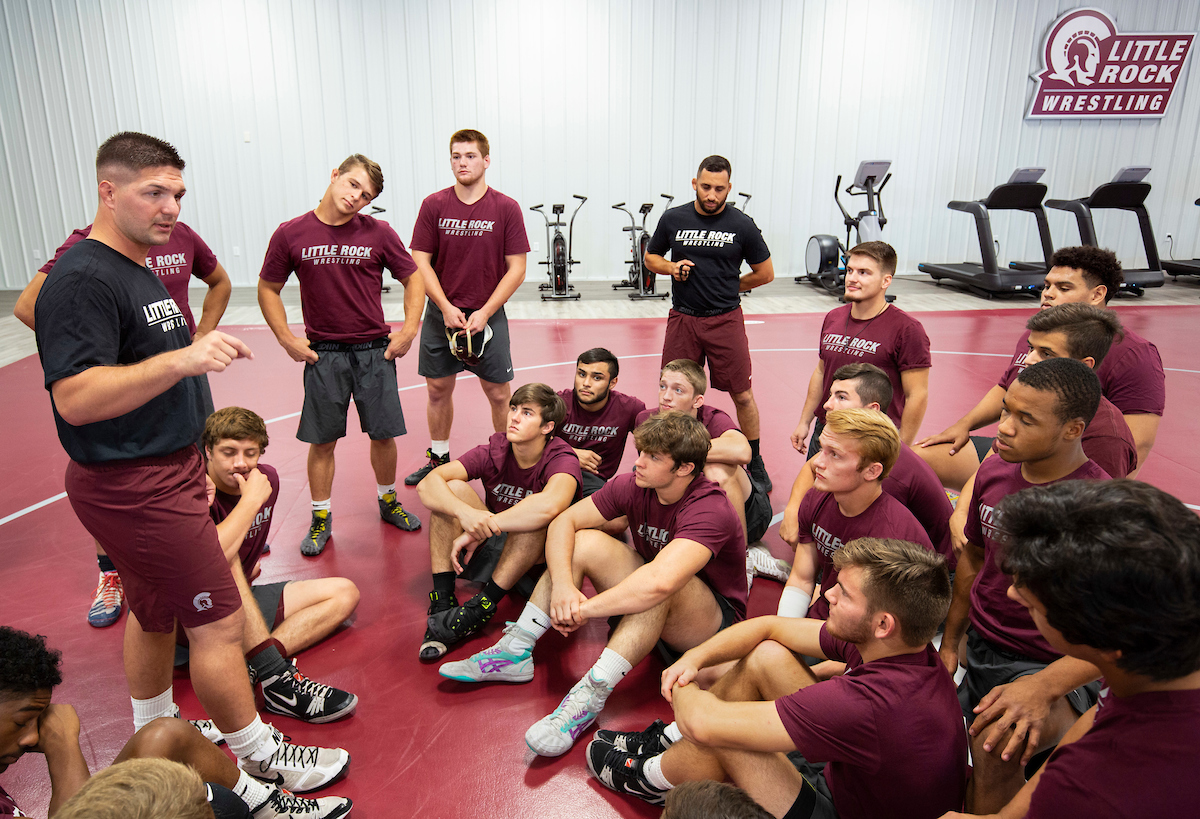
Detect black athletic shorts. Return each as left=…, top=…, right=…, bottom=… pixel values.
left=745, top=471, right=772, bottom=543
left=782, top=752, right=839, bottom=819
left=250, top=581, right=290, bottom=631
left=418, top=304, right=514, bottom=383
left=298, top=344, right=406, bottom=443
left=970, top=435, right=994, bottom=463
left=580, top=470, right=607, bottom=498
left=653, top=590, right=739, bottom=667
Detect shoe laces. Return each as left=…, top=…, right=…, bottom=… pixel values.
left=309, top=514, right=328, bottom=535
left=546, top=675, right=602, bottom=729
left=290, top=670, right=335, bottom=711
left=263, top=788, right=319, bottom=815
left=95, top=572, right=122, bottom=606
left=268, top=730, right=320, bottom=770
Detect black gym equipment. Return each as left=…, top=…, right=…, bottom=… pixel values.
left=801, top=160, right=894, bottom=300
left=1044, top=167, right=1164, bottom=295
left=918, top=168, right=1053, bottom=299
left=1162, top=197, right=1200, bottom=279
left=531, top=196, right=586, bottom=301
left=612, top=200, right=668, bottom=300
left=730, top=191, right=753, bottom=211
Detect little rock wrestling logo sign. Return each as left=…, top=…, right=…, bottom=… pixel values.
left=1027, top=7, right=1194, bottom=119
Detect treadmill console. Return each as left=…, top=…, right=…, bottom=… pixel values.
left=1006, top=167, right=1046, bottom=184
left=852, top=160, right=892, bottom=189
left=1111, top=166, right=1150, bottom=183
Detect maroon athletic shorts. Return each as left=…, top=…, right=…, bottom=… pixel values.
left=65, top=446, right=241, bottom=633
left=662, top=306, right=753, bottom=394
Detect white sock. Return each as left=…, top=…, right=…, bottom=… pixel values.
left=664, top=721, right=683, bottom=744
left=131, top=689, right=174, bottom=732
left=589, top=647, right=633, bottom=690
left=224, top=715, right=279, bottom=761
left=507, top=603, right=551, bottom=653
left=232, top=770, right=273, bottom=811
left=643, top=754, right=674, bottom=790
left=311, top=499, right=331, bottom=513
left=431, top=440, right=450, bottom=457
left=377, top=483, right=396, bottom=498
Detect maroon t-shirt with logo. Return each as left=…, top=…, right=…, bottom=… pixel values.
left=259, top=211, right=416, bottom=343
left=210, top=463, right=280, bottom=575
left=555, top=389, right=648, bottom=480
left=988, top=395, right=1136, bottom=479
left=775, top=625, right=969, bottom=819
left=42, top=223, right=218, bottom=333
left=409, top=186, right=531, bottom=311
left=457, top=433, right=582, bottom=514
left=590, top=472, right=747, bottom=620
left=635, top=404, right=740, bottom=439
left=797, top=490, right=936, bottom=619
left=885, top=444, right=956, bottom=566
left=816, top=305, right=932, bottom=426
left=1026, top=686, right=1200, bottom=819
left=998, top=327, right=1165, bottom=416
left=965, top=456, right=1110, bottom=661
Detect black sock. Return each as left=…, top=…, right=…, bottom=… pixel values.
left=481, top=579, right=509, bottom=606
left=97, top=554, right=117, bottom=573
left=432, top=572, right=457, bottom=596
left=247, top=639, right=291, bottom=682
left=749, top=438, right=761, bottom=459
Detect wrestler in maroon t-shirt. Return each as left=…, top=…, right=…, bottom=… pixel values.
left=210, top=463, right=281, bottom=575
left=591, top=472, right=747, bottom=620
left=259, top=211, right=417, bottom=343
left=816, top=305, right=931, bottom=427
left=998, top=327, right=1165, bottom=416
left=774, top=625, right=968, bottom=819
left=409, top=186, right=530, bottom=311
left=1026, top=686, right=1200, bottom=819
left=457, top=433, right=582, bottom=514
left=555, top=388, right=647, bottom=481
left=636, top=404, right=738, bottom=439
left=42, top=223, right=218, bottom=333
left=884, top=444, right=955, bottom=563
left=796, top=490, right=936, bottom=619
left=965, top=456, right=1110, bottom=661
left=986, top=395, right=1136, bottom=479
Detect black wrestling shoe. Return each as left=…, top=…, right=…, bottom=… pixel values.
left=300, top=511, right=331, bottom=557
left=378, top=492, right=421, bottom=531
left=404, top=449, right=450, bottom=486
left=425, top=592, right=496, bottom=650
left=594, top=719, right=674, bottom=756
left=419, top=589, right=458, bottom=662
left=585, top=739, right=669, bottom=806
left=261, top=663, right=358, bottom=724
left=748, top=453, right=772, bottom=493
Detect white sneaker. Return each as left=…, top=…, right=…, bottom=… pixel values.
left=168, top=703, right=225, bottom=746
left=749, top=544, right=791, bottom=583
left=525, top=672, right=608, bottom=757
left=240, top=728, right=350, bottom=794
left=250, top=787, right=353, bottom=819
left=440, top=623, right=535, bottom=683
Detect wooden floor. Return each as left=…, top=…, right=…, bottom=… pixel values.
left=2, top=272, right=1199, bottom=818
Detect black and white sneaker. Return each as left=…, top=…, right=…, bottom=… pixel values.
left=240, top=728, right=350, bottom=794
left=593, top=719, right=674, bottom=756
left=250, top=787, right=352, bottom=819
left=585, top=739, right=669, bottom=806
left=261, top=664, right=358, bottom=724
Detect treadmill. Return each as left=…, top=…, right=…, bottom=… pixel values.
left=1162, top=198, right=1200, bottom=279
left=1045, top=167, right=1165, bottom=295
left=918, top=168, right=1054, bottom=298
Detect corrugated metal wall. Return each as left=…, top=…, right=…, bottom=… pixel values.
left=2, top=0, right=1198, bottom=288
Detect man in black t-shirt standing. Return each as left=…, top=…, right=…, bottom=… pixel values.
left=645, top=155, right=775, bottom=491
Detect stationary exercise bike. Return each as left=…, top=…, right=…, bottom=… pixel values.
left=531, top=195, right=586, bottom=301
left=612, top=200, right=668, bottom=300
left=800, top=160, right=894, bottom=302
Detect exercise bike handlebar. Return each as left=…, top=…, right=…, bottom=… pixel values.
left=568, top=196, right=587, bottom=261
left=529, top=203, right=555, bottom=228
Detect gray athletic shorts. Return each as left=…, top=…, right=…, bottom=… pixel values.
left=251, top=581, right=290, bottom=631
left=970, top=435, right=994, bottom=463
left=418, top=303, right=514, bottom=383
left=580, top=470, right=607, bottom=498
left=783, top=753, right=838, bottom=819
left=654, top=589, right=739, bottom=667
left=298, top=344, right=406, bottom=443
left=959, top=629, right=1101, bottom=724
left=745, top=470, right=772, bottom=543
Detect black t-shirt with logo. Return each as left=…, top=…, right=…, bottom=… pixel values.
left=646, top=203, right=771, bottom=315
left=36, top=239, right=212, bottom=463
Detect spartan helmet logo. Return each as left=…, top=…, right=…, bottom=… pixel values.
left=1046, top=9, right=1117, bottom=86
left=193, top=592, right=214, bottom=612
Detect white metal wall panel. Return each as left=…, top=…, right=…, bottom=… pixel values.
left=2, top=0, right=1199, bottom=289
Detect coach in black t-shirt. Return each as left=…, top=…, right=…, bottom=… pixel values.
left=645, top=155, right=775, bottom=491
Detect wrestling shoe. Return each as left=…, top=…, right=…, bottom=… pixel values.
left=261, top=664, right=358, bottom=724
left=439, top=623, right=535, bottom=683
left=749, top=544, right=791, bottom=583
left=425, top=591, right=496, bottom=650
left=586, top=739, right=669, bottom=806
left=419, top=589, right=458, bottom=662
left=300, top=511, right=331, bottom=557
left=240, top=727, right=350, bottom=794
left=87, top=570, right=124, bottom=628
left=525, top=672, right=608, bottom=757
left=378, top=492, right=421, bottom=531
left=251, top=787, right=353, bottom=819
left=169, top=703, right=225, bottom=746
left=748, top=453, right=772, bottom=493
left=594, top=719, right=674, bottom=756
left=404, top=449, right=450, bottom=486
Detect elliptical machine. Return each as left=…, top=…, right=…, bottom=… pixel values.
left=612, top=200, right=668, bottom=300
left=800, top=161, right=893, bottom=299
left=531, top=195, right=586, bottom=301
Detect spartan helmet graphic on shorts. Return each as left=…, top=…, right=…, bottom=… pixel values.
left=447, top=324, right=493, bottom=367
